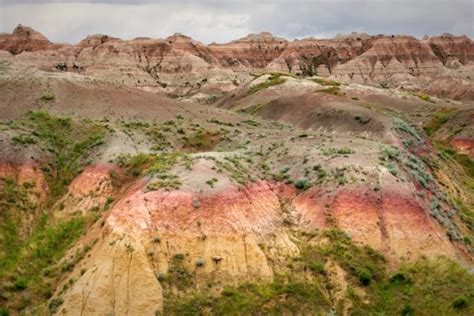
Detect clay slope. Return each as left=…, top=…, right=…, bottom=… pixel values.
left=0, top=25, right=473, bottom=100
left=0, top=65, right=473, bottom=315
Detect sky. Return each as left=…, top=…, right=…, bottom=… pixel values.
left=0, top=0, right=472, bottom=44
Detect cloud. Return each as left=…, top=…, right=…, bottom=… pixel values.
left=0, top=0, right=472, bottom=44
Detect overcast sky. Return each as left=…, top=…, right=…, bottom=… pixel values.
left=0, top=0, right=472, bottom=44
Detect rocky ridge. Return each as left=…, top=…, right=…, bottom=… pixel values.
left=0, top=25, right=473, bottom=100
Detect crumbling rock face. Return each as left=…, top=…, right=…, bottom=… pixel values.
left=55, top=165, right=117, bottom=217
left=452, top=137, right=474, bottom=158
left=56, top=232, right=163, bottom=316
left=293, top=184, right=456, bottom=261
left=0, top=160, right=49, bottom=211
left=424, top=77, right=474, bottom=101
left=209, top=32, right=288, bottom=69
left=428, top=33, right=474, bottom=67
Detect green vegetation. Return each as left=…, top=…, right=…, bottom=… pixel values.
left=163, top=253, right=195, bottom=291
left=165, top=278, right=330, bottom=315
left=436, top=141, right=474, bottom=179
left=423, top=108, right=457, bottom=136
left=181, top=129, right=225, bottom=152
left=0, top=184, right=86, bottom=313
left=434, top=141, right=474, bottom=238
left=294, top=178, right=311, bottom=190
left=241, top=119, right=260, bottom=127
left=321, top=146, right=354, bottom=156
left=317, top=86, right=344, bottom=96
left=378, top=131, right=467, bottom=242
left=416, top=93, right=434, bottom=103
left=310, top=77, right=341, bottom=86
left=147, top=175, right=182, bottom=191
left=117, top=152, right=182, bottom=177
left=195, top=258, right=205, bottom=267
left=237, top=103, right=266, bottom=115
left=164, top=229, right=474, bottom=315
left=393, top=117, right=423, bottom=143
left=300, top=55, right=331, bottom=76
left=332, top=167, right=348, bottom=185
left=371, top=256, right=474, bottom=315
left=11, top=111, right=107, bottom=203
left=205, top=177, right=218, bottom=188
left=247, top=73, right=286, bottom=95
left=12, top=134, right=37, bottom=145
left=39, top=91, right=55, bottom=102
left=0, top=112, right=108, bottom=312
left=207, top=118, right=234, bottom=127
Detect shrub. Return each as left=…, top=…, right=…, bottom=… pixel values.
left=39, top=91, right=55, bottom=102
left=12, top=134, right=36, bottom=145
left=155, top=272, right=166, bottom=282
left=48, top=297, right=63, bottom=313
left=104, top=197, right=114, bottom=210
left=318, top=86, right=343, bottom=96
left=337, top=147, right=354, bottom=155
left=147, top=177, right=181, bottom=190
left=14, top=277, right=27, bottom=290
left=195, top=258, right=205, bottom=267
left=358, top=270, right=372, bottom=286
left=452, top=295, right=469, bottom=309
left=385, top=162, right=399, bottom=176
left=205, top=177, right=218, bottom=188
left=393, top=117, right=422, bottom=142
left=389, top=272, right=411, bottom=285
left=174, top=253, right=185, bottom=260
left=401, top=304, right=414, bottom=316
left=294, top=178, right=311, bottom=190
left=307, top=262, right=325, bottom=275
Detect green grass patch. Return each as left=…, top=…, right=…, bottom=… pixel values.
left=423, top=107, right=457, bottom=136
left=317, top=86, right=344, bottom=96
left=117, top=152, right=182, bottom=177
left=247, top=73, right=286, bottom=95
left=181, top=129, right=225, bottom=152
left=165, top=278, right=330, bottom=315
left=10, top=111, right=107, bottom=203
left=435, top=141, right=474, bottom=178
left=147, top=175, right=182, bottom=191
left=0, top=181, right=87, bottom=310
left=417, top=93, right=435, bottom=103
left=310, top=77, right=341, bottom=86
left=372, top=256, right=474, bottom=315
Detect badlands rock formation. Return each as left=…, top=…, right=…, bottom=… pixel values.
left=0, top=25, right=473, bottom=315
left=0, top=25, right=473, bottom=100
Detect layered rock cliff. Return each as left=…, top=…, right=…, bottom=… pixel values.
left=0, top=25, right=472, bottom=99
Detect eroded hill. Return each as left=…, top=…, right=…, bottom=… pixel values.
left=0, top=27, right=473, bottom=316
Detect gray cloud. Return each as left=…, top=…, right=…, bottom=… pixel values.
left=1, top=0, right=472, bottom=44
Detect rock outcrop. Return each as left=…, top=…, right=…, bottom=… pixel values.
left=0, top=24, right=56, bottom=54
left=0, top=26, right=472, bottom=97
